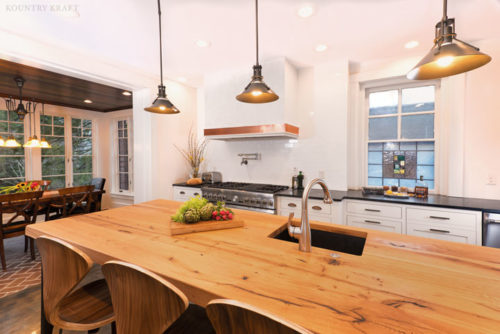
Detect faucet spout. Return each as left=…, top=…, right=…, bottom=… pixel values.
left=288, top=178, right=332, bottom=252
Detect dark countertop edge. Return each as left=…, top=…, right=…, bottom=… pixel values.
left=276, top=189, right=500, bottom=213
left=172, top=182, right=204, bottom=188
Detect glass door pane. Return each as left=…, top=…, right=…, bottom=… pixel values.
left=72, top=118, right=93, bottom=186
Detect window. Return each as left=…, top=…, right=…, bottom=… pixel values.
left=72, top=118, right=93, bottom=186
left=114, top=119, right=133, bottom=193
left=367, top=84, right=436, bottom=189
left=0, top=110, right=25, bottom=187
left=41, top=115, right=66, bottom=189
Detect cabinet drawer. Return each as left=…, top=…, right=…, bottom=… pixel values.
left=347, top=215, right=402, bottom=234
left=278, top=209, right=332, bottom=224
left=346, top=201, right=402, bottom=219
left=279, top=198, right=332, bottom=215
left=407, top=222, right=476, bottom=245
left=174, top=187, right=201, bottom=200
left=406, top=208, right=476, bottom=230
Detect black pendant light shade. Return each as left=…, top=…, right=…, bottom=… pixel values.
left=236, top=0, right=279, bottom=104
left=144, top=85, right=179, bottom=114
left=236, top=65, right=279, bottom=103
left=407, top=0, right=491, bottom=80
left=145, top=0, right=180, bottom=114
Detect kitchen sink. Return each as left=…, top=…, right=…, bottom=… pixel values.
left=270, top=226, right=366, bottom=256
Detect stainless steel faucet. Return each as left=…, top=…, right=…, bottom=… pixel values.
left=288, top=178, right=333, bottom=252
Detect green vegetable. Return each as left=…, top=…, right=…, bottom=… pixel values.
left=199, top=203, right=216, bottom=221
left=172, top=196, right=208, bottom=223
left=184, top=209, right=201, bottom=223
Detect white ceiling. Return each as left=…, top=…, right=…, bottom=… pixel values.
left=1, top=0, right=499, bottom=87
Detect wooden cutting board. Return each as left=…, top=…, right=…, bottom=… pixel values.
left=167, top=219, right=244, bottom=236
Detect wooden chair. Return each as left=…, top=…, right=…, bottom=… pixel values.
left=90, top=178, right=106, bottom=212
left=45, top=185, right=94, bottom=220
left=36, top=236, right=115, bottom=333
left=0, top=191, right=43, bottom=270
left=206, top=299, right=313, bottom=334
left=102, top=261, right=215, bottom=334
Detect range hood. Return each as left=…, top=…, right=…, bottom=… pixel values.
left=204, top=123, right=298, bottom=140
left=203, top=58, right=299, bottom=140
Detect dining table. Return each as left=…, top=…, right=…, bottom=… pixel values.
left=25, top=199, right=500, bottom=334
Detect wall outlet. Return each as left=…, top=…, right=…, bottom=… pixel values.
left=318, top=170, right=325, bottom=178
left=487, top=175, right=497, bottom=185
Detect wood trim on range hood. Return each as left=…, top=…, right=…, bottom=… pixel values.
left=204, top=123, right=299, bottom=140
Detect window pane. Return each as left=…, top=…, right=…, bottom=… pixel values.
left=401, top=114, right=434, bottom=139
left=0, top=157, right=25, bottom=179
left=417, top=141, right=434, bottom=151
left=43, top=136, right=65, bottom=156
left=10, top=122, right=24, bottom=134
left=83, top=119, right=92, bottom=128
left=368, top=143, right=383, bottom=151
left=53, top=126, right=64, bottom=136
left=9, top=110, right=21, bottom=122
left=0, top=110, right=7, bottom=121
left=369, top=90, right=398, bottom=116
left=368, top=178, right=382, bottom=186
left=72, top=127, right=81, bottom=137
left=119, top=156, right=128, bottom=172
left=417, top=151, right=434, bottom=165
left=417, top=165, right=434, bottom=180
left=43, top=176, right=65, bottom=189
left=119, top=139, right=128, bottom=155
left=118, top=120, right=124, bottom=129
left=383, top=178, right=399, bottom=187
left=73, top=138, right=92, bottom=155
left=83, top=129, right=92, bottom=137
left=368, top=151, right=382, bottom=164
left=369, top=117, right=397, bottom=140
left=119, top=173, right=129, bottom=190
left=40, top=115, right=52, bottom=125
left=42, top=157, right=66, bottom=176
left=54, top=116, right=65, bottom=126
left=400, top=142, right=416, bottom=150
left=368, top=165, right=382, bottom=177
left=0, top=122, right=8, bottom=133
left=73, top=156, right=92, bottom=173
left=402, top=86, right=435, bottom=113
left=73, top=173, right=92, bottom=186
left=72, top=118, right=81, bottom=127
left=41, top=125, right=52, bottom=136
left=400, top=179, right=416, bottom=188
left=0, top=177, right=25, bottom=188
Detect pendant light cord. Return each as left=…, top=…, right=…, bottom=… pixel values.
left=157, top=0, right=164, bottom=86
left=255, top=0, right=259, bottom=66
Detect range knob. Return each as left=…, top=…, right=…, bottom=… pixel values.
left=232, top=195, right=239, bottom=202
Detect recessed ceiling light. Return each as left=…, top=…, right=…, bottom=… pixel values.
left=178, top=77, right=187, bottom=83
left=405, top=40, right=419, bottom=49
left=315, top=44, right=328, bottom=52
left=297, top=4, right=314, bottom=18
left=84, top=99, right=92, bottom=104
left=195, top=40, right=211, bottom=48
left=122, top=91, right=132, bottom=96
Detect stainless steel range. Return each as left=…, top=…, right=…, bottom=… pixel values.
left=202, top=182, right=289, bottom=214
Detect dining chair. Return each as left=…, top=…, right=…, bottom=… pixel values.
left=102, top=261, right=215, bottom=334
left=45, top=185, right=95, bottom=220
left=206, top=299, right=313, bottom=334
left=0, top=191, right=43, bottom=270
left=90, top=177, right=106, bottom=212
left=36, top=236, right=115, bottom=333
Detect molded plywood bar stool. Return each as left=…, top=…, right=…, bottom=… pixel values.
left=102, top=261, right=215, bottom=334
left=37, top=236, right=115, bottom=333
left=206, top=299, right=313, bottom=334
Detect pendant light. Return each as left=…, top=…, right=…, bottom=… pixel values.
left=24, top=101, right=42, bottom=148
left=144, top=0, right=180, bottom=114
left=236, top=0, right=279, bottom=103
left=407, top=0, right=491, bottom=80
left=5, top=135, right=21, bottom=147
left=0, top=136, right=5, bottom=147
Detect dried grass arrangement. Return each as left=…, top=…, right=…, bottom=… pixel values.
left=175, top=127, right=207, bottom=179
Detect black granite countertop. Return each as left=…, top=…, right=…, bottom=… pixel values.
left=276, top=189, right=500, bottom=213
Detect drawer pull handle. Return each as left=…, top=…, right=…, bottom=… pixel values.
left=180, top=191, right=186, bottom=195
left=429, top=228, right=450, bottom=234
left=288, top=203, right=297, bottom=208
left=429, top=216, right=450, bottom=220
left=194, top=193, right=200, bottom=196
left=364, top=220, right=381, bottom=224
left=312, top=206, right=322, bottom=211
left=365, top=208, right=381, bottom=212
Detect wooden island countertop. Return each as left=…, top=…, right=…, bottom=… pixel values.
left=26, top=199, right=500, bottom=333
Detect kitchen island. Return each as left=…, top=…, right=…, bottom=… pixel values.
left=26, top=199, right=500, bottom=333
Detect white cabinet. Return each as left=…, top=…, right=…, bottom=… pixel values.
left=173, top=186, right=201, bottom=202
left=346, top=200, right=405, bottom=234
left=406, top=207, right=480, bottom=245
left=276, top=197, right=341, bottom=224
left=346, top=215, right=402, bottom=234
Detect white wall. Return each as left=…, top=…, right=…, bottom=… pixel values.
left=202, top=59, right=349, bottom=189
left=349, top=37, right=500, bottom=200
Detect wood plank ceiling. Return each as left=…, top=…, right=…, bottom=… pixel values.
left=0, top=59, right=132, bottom=112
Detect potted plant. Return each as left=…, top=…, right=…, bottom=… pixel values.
left=175, top=127, right=207, bottom=183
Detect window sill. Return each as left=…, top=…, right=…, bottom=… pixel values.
left=110, top=192, right=134, bottom=198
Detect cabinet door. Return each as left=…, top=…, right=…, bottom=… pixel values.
left=173, top=187, right=201, bottom=201
left=407, top=222, right=476, bottom=245
left=346, top=201, right=402, bottom=219
left=347, top=215, right=402, bottom=233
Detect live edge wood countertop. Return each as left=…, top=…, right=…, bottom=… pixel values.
left=26, top=199, right=500, bottom=333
